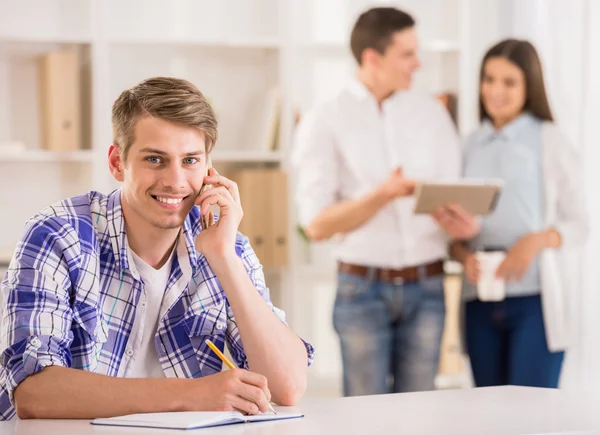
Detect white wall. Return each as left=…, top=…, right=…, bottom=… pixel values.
left=580, top=0, right=600, bottom=391
left=458, top=0, right=509, bottom=135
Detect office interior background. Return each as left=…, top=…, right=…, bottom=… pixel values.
left=0, top=0, right=599, bottom=398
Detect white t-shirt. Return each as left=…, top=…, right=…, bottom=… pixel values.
left=126, top=247, right=176, bottom=378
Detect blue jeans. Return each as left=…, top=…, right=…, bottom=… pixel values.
left=333, top=270, right=445, bottom=396
left=465, top=295, right=564, bottom=388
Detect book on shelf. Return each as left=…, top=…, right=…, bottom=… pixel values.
left=38, top=50, right=81, bottom=152
left=251, top=86, right=280, bottom=152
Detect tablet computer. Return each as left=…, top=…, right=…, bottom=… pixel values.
left=413, top=180, right=503, bottom=215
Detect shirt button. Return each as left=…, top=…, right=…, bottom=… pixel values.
left=126, top=348, right=134, bottom=357
left=140, top=302, right=147, bottom=309
left=216, top=322, right=225, bottom=331
left=30, top=337, right=41, bottom=347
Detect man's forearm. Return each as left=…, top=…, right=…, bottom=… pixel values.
left=209, top=254, right=308, bottom=406
left=304, top=186, right=391, bottom=241
left=14, top=366, right=188, bottom=419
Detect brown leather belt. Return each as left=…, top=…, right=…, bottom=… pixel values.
left=338, top=260, right=445, bottom=284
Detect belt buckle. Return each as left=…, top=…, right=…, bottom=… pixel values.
left=393, top=276, right=405, bottom=285
left=381, top=269, right=404, bottom=285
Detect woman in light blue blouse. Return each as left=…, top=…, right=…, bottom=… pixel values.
left=447, top=39, right=588, bottom=388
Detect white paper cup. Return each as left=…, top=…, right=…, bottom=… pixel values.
left=475, top=251, right=506, bottom=302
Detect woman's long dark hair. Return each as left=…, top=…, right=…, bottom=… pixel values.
left=479, top=39, right=553, bottom=122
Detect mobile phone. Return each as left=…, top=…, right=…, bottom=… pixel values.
left=200, top=156, right=213, bottom=230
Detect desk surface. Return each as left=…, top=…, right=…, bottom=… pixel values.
left=5, top=386, right=600, bottom=435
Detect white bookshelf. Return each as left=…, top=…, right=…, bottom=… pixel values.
left=0, top=0, right=508, bottom=396
left=0, top=0, right=285, bottom=255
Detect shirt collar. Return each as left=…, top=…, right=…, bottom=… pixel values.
left=347, top=78, right=372, bottom=101
left=480, top=112, right=537, bottom=143
left=107, top=189, right=202, bottom=277
left=346, top=78, right=403, bottom=106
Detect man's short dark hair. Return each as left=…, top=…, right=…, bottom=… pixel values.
left=350, top=7, right=416, bottom=65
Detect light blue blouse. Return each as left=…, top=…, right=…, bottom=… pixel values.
left=462, top=112, right=544, bottom=300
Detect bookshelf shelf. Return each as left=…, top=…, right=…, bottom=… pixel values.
left=107, top=38, right=282, bottom=49
left=0, top=150, right=93, bottom=163
left=0, top=251, right=12, bottom=265
left=211, top=150, right=283, bottom=163
left=0, top=35, right=92, bottom=44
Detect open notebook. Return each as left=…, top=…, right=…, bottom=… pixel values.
left=91, top=411, right=304, bottom=430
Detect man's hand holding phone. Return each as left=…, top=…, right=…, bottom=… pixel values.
left=195, top=165, right=243, bottom=259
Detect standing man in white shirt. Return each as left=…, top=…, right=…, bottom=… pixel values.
left=293, top=7, right=461, bottom=396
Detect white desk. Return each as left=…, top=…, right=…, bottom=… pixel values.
left=4, top=386, right=600, bottom=435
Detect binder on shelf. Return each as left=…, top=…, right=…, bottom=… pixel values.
left=231, top=169, right=270, bottom=264
left=267, top=169, right=288, bottom=267
left=228, top=168, right=288, bottom=268
left=38, top=51, right=81, bottom=151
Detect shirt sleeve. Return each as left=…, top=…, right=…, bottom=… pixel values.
left=224, top=234, right=315, bottom=369
left=291, top=107, right=341, bottom=228
left=0, top=215, right=78, bottom=416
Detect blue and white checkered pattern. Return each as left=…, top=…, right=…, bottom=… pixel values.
left=0, top=190, right=314, bottom=420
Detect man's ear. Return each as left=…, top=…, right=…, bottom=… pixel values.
left=362, top=48, right=380, bottom=69
left=108, top=143, right=125, bottom=182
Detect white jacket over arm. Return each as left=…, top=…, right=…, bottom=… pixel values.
left=540, top=122, right=589, bottom=351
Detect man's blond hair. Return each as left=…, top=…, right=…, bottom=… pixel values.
left=111, top=77, right=218, bottom=160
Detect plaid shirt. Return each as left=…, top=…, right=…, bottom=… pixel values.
left=0, top=190, right=314, bottom=420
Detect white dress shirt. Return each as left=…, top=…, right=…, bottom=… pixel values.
left=292, top=79, right=461, bottom=269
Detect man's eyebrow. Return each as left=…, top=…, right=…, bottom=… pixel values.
left=183, top=150, right=206, bottom=156
left=138, top=148, right=205, bottom=156
left=138, top=147, right=167, bottom=155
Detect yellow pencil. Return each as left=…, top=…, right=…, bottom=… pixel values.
left=205, top=339, right=277, bottom=415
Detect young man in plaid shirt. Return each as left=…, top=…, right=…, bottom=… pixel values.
left=0, top=77, right=314, bottom=420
